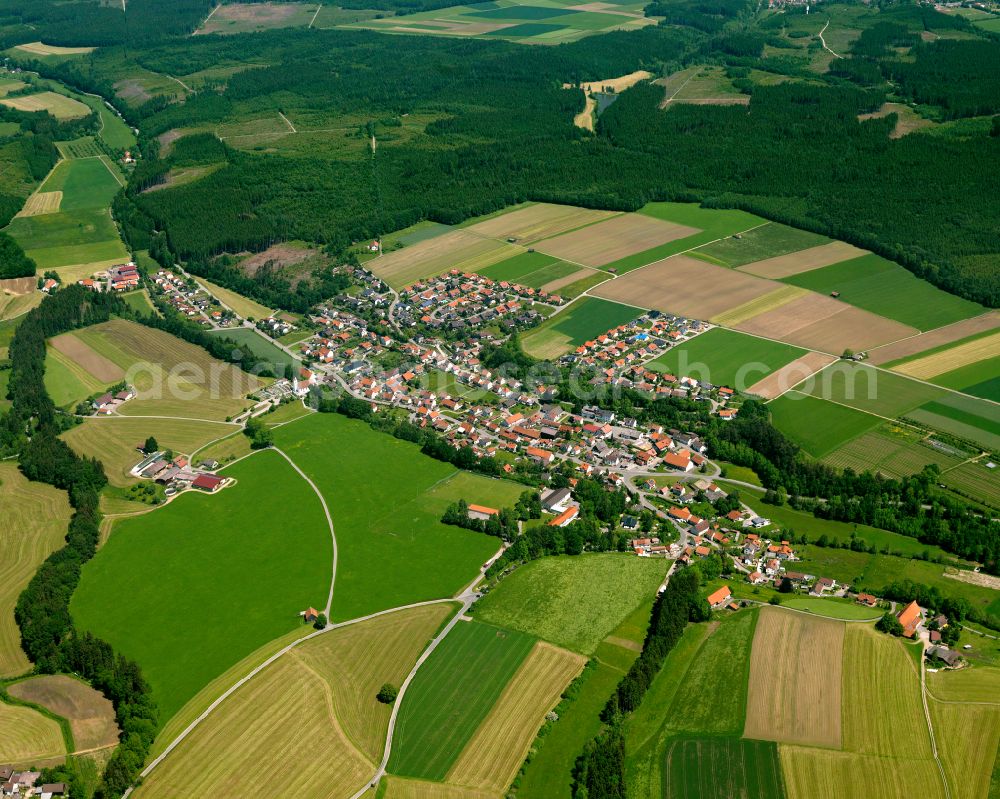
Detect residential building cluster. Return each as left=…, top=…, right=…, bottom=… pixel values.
left=76, top=261, right=139, bottom=293
left=131, top=450, right=230, bottom=497
left=0, top=768, right=65, bottom=798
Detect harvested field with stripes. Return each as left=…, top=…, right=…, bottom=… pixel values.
left=135, top=605, right=449, bottom=798
left=892, top=330, right=1000, bottom=380
left=929, top=700, right=1000, bottom=799
left=50, top=330, right=125, bottom=382
left=737, top=241, right=867, bottom=279
left=823, top=427, right=962, bottom=479
left=927, top=665, right=1000, bottom=704
left=748, top=352, right=837, bottom=398
left=383, top=777, right=493, bottom=799
left=743, top=607, right=844, bottom=749
left=779, top=747, right=943, bottom=799
left=0, top=463, right=71, bottom=677
left=0, top=91, right=90, bottom=119
left=591, top=256, right=775, bottom=319
left=940, top=460, right=1000, bottom=509
left=867, top=311, right=1000, bottom=365
left=9, top=674, right=119, bottom=751
left=0, top=699, right=65, bottom=765
left=17, top=191, right=62, bottom=216
left=368, top=230, right=518, bottom=289
left=466, top=203, right=615, bottom=244
left=534, top=213, right=697, bottom=268
left=445, top=641, right=585, bottom=792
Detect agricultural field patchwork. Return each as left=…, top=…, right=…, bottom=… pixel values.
left=664, top=738, right=787, bottom=799
left=368, top=229, right=518, bottom=289
left=734, top=241, right=867, bottom=279
left=0, top=90, right=89, bottom=119
left=646, top=328, right=806, bottom=390
left=8, top=674, right=119, bottom=752
left=867, top=311, right=1000, bottom=366
left=38, top=155, right=123, bottom=212
left=780, top=254, right=984, bottom=331
left=0, top=699, right=65, bottom=765
left=273, top=413, right=515, bottom=620
left=476, top=250, right=599, bottom=296
left=71, top=450, right=333, bottom=724
left=520, top=295, right=640, bottom=358
left=0, top=463, right=71, bottom=677
left=692, top=222, right=832, bottom=269
left=768, top=392, right=880, bottom=458
left=388, top=620, right=536, bottom=780
left=473, top=553, right=665, bottom=654
left=940, top=460, right=1000, bottom=509
left=822, top=425, right=966, bottom=480
left=466, top=202, right=616, bottom=244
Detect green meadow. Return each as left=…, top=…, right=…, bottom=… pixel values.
left=478, top=251, right=584, bottom=289
left=665, top=738, right=786, bottom=799
left=70, top=450, right=332, bottom=725
left=768, top=392, right=880, bottom=458
left=691, top=222, right=830, bottom=268
left=782, top=254, right=983, bottom=331
left=647, top=328, right=806, bottom=389
left=521, top=296, right=641, bottom=358
left=474, top=553, right=665, bottom=654
left=40, top=156, right=123, bottom=211
left=272, top=413, right=518, bottom=620
left=6, top=208, right=128, bottom=269
left=208, top=327, right=299, bottom=374
left=388, top=620, right=535, bottom=780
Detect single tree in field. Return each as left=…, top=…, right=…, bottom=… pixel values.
left=875, top=611, right=904, bottom=637
left=143, top=436, right=159, bottom=453
left=377, top=683, right=398, bottom=704
left=313, top=612, right=327, bottom=630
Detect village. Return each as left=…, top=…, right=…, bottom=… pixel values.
left=0, top=769, right=65, bottom=799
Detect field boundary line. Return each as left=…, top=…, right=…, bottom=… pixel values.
left=309, top=3, right=322, bottom=27
left=272, top=447, right=338, bottom=617
left=96, top=155, right=125, bottom=187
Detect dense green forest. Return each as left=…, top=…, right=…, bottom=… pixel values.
left=26, top=6, right=989, bottom=304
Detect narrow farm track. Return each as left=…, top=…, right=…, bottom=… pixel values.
left=272, top=447, right=338, bottom=617
left=920, top=645, right=953, bottom=799
left=818, top=21, right=843, bottom=58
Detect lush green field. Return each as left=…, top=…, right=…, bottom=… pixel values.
left=600, top=202, right=764, bottom=274
left=931, top=359, right=1000, bottom=402
left=521, top=296, right=641, bottom=359
left=388, top=620, right=535, bottom=780
left=272, top=413, right=518, bottom=620
left=648, top=328, right=806, bottom=389
left=941, top=460, right=1000, bottom=510
left=6, top=207, right=128, bottom=270
left=907, top=394, right=1000, bottom=451
left=778, top=596, right=881, bottom=620
left=474, top=553, right=665, bottom=654
left=691, top=222, right=830, bottom=268
left=664, top=738, right=787, bottom=799
left=208, top=327, right=298, bottom=374
left=663, top=610, right=756, bottom=736
left=477, top=251, right=585, bottom=289
left=823, top=424, right=964, bottom=481
left=40, top=156, right=123, bottom=211
left=782, top=254, right=983, bottom=331
left=71, top=450, right=332, bottom=725
left=768, top=392, right=880, bottom=458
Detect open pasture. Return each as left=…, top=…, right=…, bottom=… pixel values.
left=466, top=202, right=615, bottom=244
left=647, top=328, right=806, bottom=390
left=368, top=229, right=518, bottom=289
left=842, top=625, right=931, bottom=758
left=40, top=156, right=123, bottom=212
left=273, top=413, right=512, bottom=620
left=662, top=610, right=756, bottom=737
left=736, top=240, right=866, bottom=279
left=446, top=641, right=585, bottom=793
left=520, top=296, right=640, bottom=359
left=665, top=738, right=786, bottom=799
left=535, top=213, right=698, bottom=269
left=592, top=255, right=777, bottom=321
left=67, top=320, right=262, bottom=419
left=474, top=553, right=665, bottom=654
left=930, top=701, right=1000, bottom=799
left=0, top=463, right=71, bottom=677
left=733, top=292, right=916, bottom=353
left=198, top=277, right=274, bottom=320
left=6, top=207, right=128, bottom=271
left=195, top=2, right=319, bottom=35
left=781, top=254, right=983, bottom=331
left=747, top=351, right=837, bottom=399
left=779, top=747, right=943, bottom=799
left=767, top=392, right=879, bottom=458
left=868, top=311, right=1000, bottom=366
left=822, top=425, right=964, bottom=480
left=9, top=674, right=118, bottom=752
left=71, top=450, right=333, bottom=725
left=0, top=91, right=89, bottom=119
left=692, top=222, right=832, bottom=269
left=62, top=417, right=236, bottom=487
left=388, top=620, right=535, bottom=781
left=0, top=699, right=65, bottom=765
left=743, top=607, right=844, bottom=748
